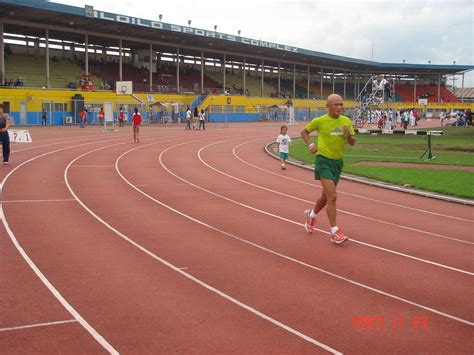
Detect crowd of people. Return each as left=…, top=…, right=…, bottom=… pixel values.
left=442, top=109, right=472, bottom=127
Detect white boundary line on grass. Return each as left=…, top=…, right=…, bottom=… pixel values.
left=265, top=141, right=474, bottom=206
left=234, top=138, right=473, bottom=221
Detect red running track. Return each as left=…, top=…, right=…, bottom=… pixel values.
left=0, top=123, right=472, bottom=354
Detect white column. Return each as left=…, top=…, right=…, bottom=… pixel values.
left=353, top=74, right=357, bottom=98
left=176, top=47, right=180, bottom=92
left=45, top=29, right=50, bottom=88
left=413, top=74, right=417, bottom=102
left=119, top=39, right=123, bottom=81
left=293, top=64, right=296, bottom=98
left=307, top=66, right=310, bottom=99
left=320, top=68, right=323, bottom=99
left=393, top=77, right=396, bottom=101
left=278, top=62, right=281, bottom=94
left=201, top=50, right=204, bottom=93
left=85, top=34, right=89, bottom=75
left=261, top=59, right=264, bottom=97
left=222, top=53, right=226, bottom=92
left=343, top=71, right=346, bottom=100
left=438, top=75, right=441, bottom=102
left=243, top=57, right=246, bottom=93
left=332, top=70, right=335, bottom=93
left=461, top=73, right=465, bottom=102
left=149, top=43, right=153, bottom=92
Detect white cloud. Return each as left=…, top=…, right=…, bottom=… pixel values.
left=55, top=0, right=474, bottom=85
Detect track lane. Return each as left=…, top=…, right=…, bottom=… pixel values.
left=195, top=138, right=474, bottom=269
left=2, top=125, right=472, bottom=354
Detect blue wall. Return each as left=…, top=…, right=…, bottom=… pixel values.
left=208, top=113, right=261, bottom=122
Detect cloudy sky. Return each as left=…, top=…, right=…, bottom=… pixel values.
left=57, top=0, right=473, bottom=85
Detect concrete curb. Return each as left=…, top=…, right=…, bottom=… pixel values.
left=265, top=141, right=474, bottom=206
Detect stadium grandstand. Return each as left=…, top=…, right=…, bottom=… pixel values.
left=0, top=0, right=472, bottom=125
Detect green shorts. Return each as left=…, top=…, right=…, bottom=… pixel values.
left=315, top=154, right=343, bottom=184
left=279, top=152, right=289, bottom=159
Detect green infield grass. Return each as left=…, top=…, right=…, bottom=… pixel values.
left=288, top=126, right=474, bottom=198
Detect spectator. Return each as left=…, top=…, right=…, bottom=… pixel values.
left=80, top=109, right=88, bottom=128
left=119, top=107, right=125, bottom=127
left=98, top=107, right=105, bottom=126
left=440, top=111, right=446, bottom=127
left=198, top=109, right=206, bottom=130
left=185, top=106, right=191, bottom=130
left=42, top=110, right=47, bottom=126
left=403, top=110, right=409, bottom=129
left=413, top=109, right=419, bottom=126
left=193, top=107, right=199, bottom=130
left=464, top=109, right=472, bottom=126
left=0, top=103, right=12, bottom=165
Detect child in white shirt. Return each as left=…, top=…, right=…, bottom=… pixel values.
left=276, top=125, right=291, bottom=170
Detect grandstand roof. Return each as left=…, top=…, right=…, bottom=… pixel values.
left=1, top=0, right=473, bottom=75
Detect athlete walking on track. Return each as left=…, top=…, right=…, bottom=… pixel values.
left=132, top=108, right=142, bottom=143
left=301, top=94, right=356, bottom=244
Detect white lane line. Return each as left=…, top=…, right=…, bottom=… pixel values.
left=11, top=135, right=124, bottom=155
left=125, top=140, right=473, bottom=327
left=71, top=165, right=115, bottom=168
left=161, top=139, right=472, bottom=276
left=199, top=139, right=473, bottom=245
left=64, top=138, right=342, bottom=355
left=1, top=199, right=75, bottom=203
left=0, top=137, right=136, bottom=355
left=0, top=319, right=78, bottom=332
left=234, top=138, right=473, bottom=223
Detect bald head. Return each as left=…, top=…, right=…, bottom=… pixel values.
left=326, top=94, right=344, bottom=118
left=327, top=94, right=343, bottom=104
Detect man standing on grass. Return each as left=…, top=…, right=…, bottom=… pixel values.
left=301, top=94, right=356, bottom=244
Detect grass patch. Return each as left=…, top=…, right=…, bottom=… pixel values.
left=288, top=126, right=474, bottom=198
left=344, top=166, right=474, bottom=199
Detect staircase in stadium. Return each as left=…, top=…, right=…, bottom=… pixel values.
left=352, top=76, right=389, bottom=129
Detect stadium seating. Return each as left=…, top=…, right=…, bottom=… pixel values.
left=205, top=69, right=275, bottom=97
left=4, top=54, right=101, bottom=89
left=264, top=78, right=307, bottom=98
left=395, top=84, right=459, bottom=103
left=296, top=80, right=332, bottom=99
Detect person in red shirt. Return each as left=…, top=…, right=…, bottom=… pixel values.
left=132, top=107, right=142, bottom=143
left=79, top=109, right=88, bottom=128
left=98, top=107, right=105, bottom=126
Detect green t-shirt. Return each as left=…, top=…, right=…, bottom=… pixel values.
left=305, top=113, right=355, bottom=160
